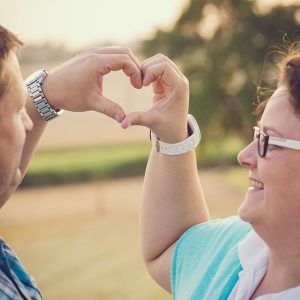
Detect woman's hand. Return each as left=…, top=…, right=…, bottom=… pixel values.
left=121, top=54, right=190, bottom=143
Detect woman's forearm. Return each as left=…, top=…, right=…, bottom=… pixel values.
left=141, top=148, right=210, bottom=263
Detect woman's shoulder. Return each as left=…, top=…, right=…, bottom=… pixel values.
left=172, top=215, right=252, bottom=275
left=177, top=215, right=252, bottom=247
left=171, top=216, right=252, bottom=299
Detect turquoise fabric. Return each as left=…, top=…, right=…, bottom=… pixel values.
left=171, top=216, right=252, bottom=300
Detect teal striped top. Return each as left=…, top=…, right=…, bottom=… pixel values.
left=171, top=216, right=252, bottom=300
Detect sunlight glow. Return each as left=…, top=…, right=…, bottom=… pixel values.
left=0, top=0, right=189, bottom=50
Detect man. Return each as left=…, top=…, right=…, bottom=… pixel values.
left=0, top=25, right=142, bottom=299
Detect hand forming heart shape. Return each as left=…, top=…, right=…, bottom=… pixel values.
left=44, top=47, right=190, bottom=143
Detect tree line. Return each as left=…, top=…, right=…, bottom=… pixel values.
left=141, top=0, right=300, bottom=143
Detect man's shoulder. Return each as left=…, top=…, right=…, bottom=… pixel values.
left=0, top=238, right=25, bottom=299
left=0, top=237, right=43, bottom=300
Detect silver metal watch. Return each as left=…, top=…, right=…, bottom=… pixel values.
left=25, top=69, right=63, bottom=121
left=150, top=114, right=201, bottom=155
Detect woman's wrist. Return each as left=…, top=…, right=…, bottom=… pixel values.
left=150, top=114, right=201, bottom=155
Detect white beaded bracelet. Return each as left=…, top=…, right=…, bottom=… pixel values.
left=150, top=114, right=201, bottom=155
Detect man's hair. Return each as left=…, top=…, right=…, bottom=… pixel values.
left=0, top=25, right=23, bottom=99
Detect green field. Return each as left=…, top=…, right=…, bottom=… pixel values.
left=22, top=136, right=247, bottom=187
left=22, top=143, right=151, bottom=187
left=3, top=138, right=251, bottom=299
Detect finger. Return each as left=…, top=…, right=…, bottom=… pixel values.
left=82, top=46, right=141, bottom=70
left=141, top=54, right=182, bottom=76
left=141, top=53, right=164, bottom=66
left=121, top=110, right=158, bottom=129
left=152, top=76, right=165, bottom=96
left=93, top=54, right=143, bottom=89
left=142, top=61, right=180, bottom=88
left=90, top=93, right=126, bottom=123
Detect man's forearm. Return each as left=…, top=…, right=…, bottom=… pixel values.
left=18, top=96, right=47, bottom=176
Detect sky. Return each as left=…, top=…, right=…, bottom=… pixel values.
left=0, top=0, right=189, bottom=50
left=0, top=0, right=297, bottom=50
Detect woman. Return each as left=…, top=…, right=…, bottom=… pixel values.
left=121, top=47, right=300, bottom=299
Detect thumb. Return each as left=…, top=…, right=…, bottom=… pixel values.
left=92, top=94, right=126, bottom=123
left=121, top=110, right=157, bottom=129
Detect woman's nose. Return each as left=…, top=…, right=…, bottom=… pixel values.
left=237, top=141, right=257, bottom=169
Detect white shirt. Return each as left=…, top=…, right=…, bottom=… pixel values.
left=228, top=230, right=300, bottom=300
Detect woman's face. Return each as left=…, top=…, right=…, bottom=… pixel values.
left=237, top=86, right=300, bottom=238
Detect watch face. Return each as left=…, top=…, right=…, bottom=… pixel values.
left=24, top=69, right=47, bottom=85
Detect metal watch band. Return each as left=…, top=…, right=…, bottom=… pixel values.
left=25, top=69, right=63, bottom=121
left=150, top=114, right=201, bottom=155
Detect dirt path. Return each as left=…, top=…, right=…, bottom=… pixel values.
left=0, top=169, right=246, bottom=225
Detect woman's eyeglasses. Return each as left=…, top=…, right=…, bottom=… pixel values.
left=253, top=126, right=300, bottom=157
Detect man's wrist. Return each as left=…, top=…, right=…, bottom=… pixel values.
left=25, top=69, right=63, bottom=121
left=41, top=72, right=60, bottom=110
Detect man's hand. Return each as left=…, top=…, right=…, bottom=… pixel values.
left=42, top=47, right=143, bottom=122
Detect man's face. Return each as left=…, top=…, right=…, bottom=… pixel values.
left=0, top=52, right=33, bottom=201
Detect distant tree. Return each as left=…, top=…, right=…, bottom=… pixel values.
left=19, top=43, right=74, bottom=63
left=141, top=0, right=300, bottom=142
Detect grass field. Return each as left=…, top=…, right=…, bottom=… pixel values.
left=29, top=144, right=150, bottom=172
left=0, top=168, right=249, bottom=300
left=22, top=135, right=247, bottom=187
left=12, top=60, right=250, bottom=298
left=22, top=143, right=151, bottom=187
left=2, top=217, right=166, bottom=300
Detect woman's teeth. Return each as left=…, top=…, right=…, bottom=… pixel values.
left=252, top=180, right=264, bottom=190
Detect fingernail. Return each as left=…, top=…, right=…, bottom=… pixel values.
left=120, top=120, right=129, bottom=129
